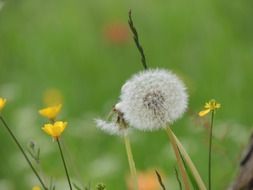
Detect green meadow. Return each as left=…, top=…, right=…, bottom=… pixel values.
left=0, top=0, right=252, bottom=189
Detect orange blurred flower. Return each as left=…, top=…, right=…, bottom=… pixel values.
left=103, top=22, right=130, bottom=44
left=127, top=170, right=161, bottom=190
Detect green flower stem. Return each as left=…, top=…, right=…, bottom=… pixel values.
left=208, top=111, right=214, bottom=190
left=172, top=130, right=207, bottom=190
left=124, top=135, right=138, bottom=190
left=0, top=115, right=48, bottom=190
left=166, top=127, right=190, bottom=190
left=56, top=138, right=72, bottom=190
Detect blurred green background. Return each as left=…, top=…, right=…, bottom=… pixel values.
left=0, top=0, right=253, bottom=189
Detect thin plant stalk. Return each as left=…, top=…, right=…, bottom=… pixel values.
left=166, top=127, right=190, bottom=190
left=124, top=135, right=138, bottom=190
left=208, top=111, right=214, bottom=190
left=61, top=139, right=85, bottom=190
left=128, top=10, right=148, bottom=70
left=56, top=138, right=72, bottom=190
left=0, top=116, right=48, bottom=190
left=172, top=131, right=207, bottom=190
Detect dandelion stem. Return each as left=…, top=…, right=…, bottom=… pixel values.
left=171, top=131, right=207, bottom=190
left=128, top=10, right=148, bottom=70
left=124, top=135, right=138, bottom=190
left=166, top=127, right=190, bottom=190
left=56, top=138, right=72, bottom=190
left=0, top=116, right=48, bottom=190
left=208, top=111, right=214, bottom=190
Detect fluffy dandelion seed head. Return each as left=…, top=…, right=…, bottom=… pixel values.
left=118, top=69, right=188, bottom=131
left=95, top=119, right=128, bottom=136
left=95, top=106, right=129, bottom=136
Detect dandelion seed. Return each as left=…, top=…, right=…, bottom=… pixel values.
left=95, top=105, right=129, bottom=136
left=95, top=118, right=128, bottom=136
left=118, top=69, right=188, bottom=131
left=39, top=104, right=62, bottom=120
left=0, top=97, right=6, bottom=111
left=42, top=121, right=67, bottom=140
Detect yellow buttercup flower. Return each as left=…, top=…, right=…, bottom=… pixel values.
left=32, top=186, right=41, bottom=190
left=39, top=104, right=62, bottom=120
left=199, top=99, right=221, bottom=117
left=0, top=97, right=6, bottom=111
left=42, top=121, right=67, bottom=139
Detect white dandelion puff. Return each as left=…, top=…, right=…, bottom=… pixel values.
left=95, top=106, right=129, bottom=136
left=95, top=119, right=127, bottom=136
left=118, top=68, right=188, bottom=131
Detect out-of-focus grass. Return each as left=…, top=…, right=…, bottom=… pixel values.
left=0, top=0, right=253, bottom=189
